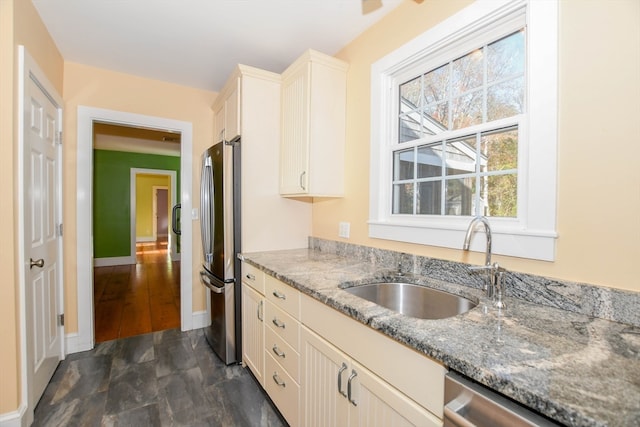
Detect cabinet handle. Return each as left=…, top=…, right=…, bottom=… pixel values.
left=337, top=362, right=348, bottom=397
left=272, top=290, right=286, bottom=300
left=300, top=171, right=306, bottom=191
left=246, top=273, right=255, bottom=281
left=272, top=372, right=286, bottom=388
left=347, top=370, right=358, bottom=406
left=257, top=300, right=263, bottom=322
left=272, top=345, right=286, bottom=358
left=272, top=318, right=286, bottom=329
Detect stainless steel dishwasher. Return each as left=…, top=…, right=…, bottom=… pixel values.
left=444, top=372, right=562, bottom=427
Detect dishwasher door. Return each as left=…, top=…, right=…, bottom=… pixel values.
left=444, top=372, right=561, bottom=427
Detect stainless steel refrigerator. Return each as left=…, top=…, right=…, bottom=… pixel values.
left=199, top=138, right=241, bottom=364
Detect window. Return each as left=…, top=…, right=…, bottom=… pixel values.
left=369, top=0, right=558, bottom=261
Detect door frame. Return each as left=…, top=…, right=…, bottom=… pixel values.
left=152, top=185, right=169, bottom=241
left=131, top=169, right=176, bottom=258
left=16, top=45, right=65, bottom=425
left=75, top=106, right=193, bottom=353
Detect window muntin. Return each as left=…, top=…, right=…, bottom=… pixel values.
left=394, top=30, right=524, bottom=219
left=392, top=126, right=518, bottom=217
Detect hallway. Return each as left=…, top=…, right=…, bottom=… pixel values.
left=94, top=239, right=181, bottom=342
left=32, top=328, right=286, bottom=426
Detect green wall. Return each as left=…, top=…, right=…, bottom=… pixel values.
left=93, top=150, right=180, bottom=258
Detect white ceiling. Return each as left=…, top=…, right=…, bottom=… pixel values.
left=32, top=0, right=403, bottom=92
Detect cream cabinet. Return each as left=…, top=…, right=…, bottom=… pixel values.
left=212, top=65, right=311, bottom=253
left=264, top=275, right=302, bottom=427
left=301, top=326, right=441, bottom=427
left=213, top=79, right=240, bottom=142
left=241, top=262, right=264, bottom=386
left=280, top=49, right=348, bottom=197
left=300, top=293, right=445, bottom=427
left=250, top=272, right=446, bottom=427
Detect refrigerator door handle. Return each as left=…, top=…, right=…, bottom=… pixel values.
left=200, top=155, right=213, bottom=264
left=200, top=271, right=227, bottom=294
left=171, top=203, right=181, bottom=235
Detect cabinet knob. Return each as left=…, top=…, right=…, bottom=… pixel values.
left=272, top=290, right=287, bottom=300
left=337, top=362, right=348, bottom=397
left=272, top=345, right=286, bottom=358
left=300, top=171, right=306, bottom=191
left=347, top=370, right=358, bottom=406
left=272, top=372, right=286, bottom=388
left=272, top=318, right=286, bottom=329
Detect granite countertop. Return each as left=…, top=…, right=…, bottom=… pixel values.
left=240, top=248, right=640, bottom=427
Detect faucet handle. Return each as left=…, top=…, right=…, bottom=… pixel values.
left=468, top=265, right=493, bottom=273
left=493, top=268, right=507, bottom=310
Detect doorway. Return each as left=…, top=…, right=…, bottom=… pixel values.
left=74, top=107, right=194, bottom=353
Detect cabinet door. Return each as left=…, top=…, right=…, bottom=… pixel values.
left=213, top=101, right=225, bottom=143
left=348, top=360, right=442, bottom=427
left=225, top=82, right=240, bottom=141
left=300, top=326, right=350, bottom=427
left=241, top=283, right=264, bottom=386
left=280, top=62, right=310, bottom=195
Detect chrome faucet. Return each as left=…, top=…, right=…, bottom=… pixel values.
left=463, top=216, right=494, bottom=297
left=463, top=216, right=507, bottom=309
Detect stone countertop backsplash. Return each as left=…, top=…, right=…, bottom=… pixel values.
left=240, top=238, right=640, bottom=427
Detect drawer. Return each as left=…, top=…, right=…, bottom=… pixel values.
left=242, top=262, right=264, bottom=294
left=265, top=300, right=300, bottom=351
left=265, top=352, right=299, bottom=427
left=265, top=275, right=300, bottom=317
left=265, top=325, right=300, bottom=382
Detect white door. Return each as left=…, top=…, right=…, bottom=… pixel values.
left=23, top=58, right=64, bottom=410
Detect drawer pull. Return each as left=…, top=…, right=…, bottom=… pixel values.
left=272, top=290, right=286, bottom=300
left=337, top=362, right=348, bottom=397
left=257, top=300, right=263, bottom=322
left=246, top=273, right=255, bottom=281
left=272, top=345, right=286, bottom=358
left=272, top=318, right=286, bottom=329
left=347, top=370, right=358, bottom=406
left=272, top=372, right=286, bottom=388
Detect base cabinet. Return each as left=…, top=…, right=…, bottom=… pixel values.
left=301, top=326, right=441, bottom=427
left=241, top=282, right=264, bottom=386
left=244, top=271, right=445, bottom=427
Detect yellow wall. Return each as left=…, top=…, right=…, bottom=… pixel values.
left=314, top=0, right=640, bottom=293
left=1, top=0, right=64, bottom=414
left=136, top=174, right=170, bottom=239
left=63, top=62, right=217, bottom=332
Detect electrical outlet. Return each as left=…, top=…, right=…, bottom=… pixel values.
left=338, top=222, right=350, bottom=239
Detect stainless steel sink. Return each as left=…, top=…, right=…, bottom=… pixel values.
left=343, top=282, right=476, bottom=320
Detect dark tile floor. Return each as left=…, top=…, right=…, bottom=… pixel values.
left=33, top=328, right=287, bottom=427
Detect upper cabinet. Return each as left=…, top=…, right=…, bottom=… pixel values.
left=213, top=78, right=240, bottom=143
left=211, top=65, right=311, bottom=253
left=280, top=49, right=348, bottom=197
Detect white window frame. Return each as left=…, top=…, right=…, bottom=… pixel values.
left=369, top=0, right=558, bottom=261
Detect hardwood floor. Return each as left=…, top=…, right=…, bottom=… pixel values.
left=94, top=238, right=181, bottom=343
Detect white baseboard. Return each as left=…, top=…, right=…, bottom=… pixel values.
left=93, top=256, right=135, bottom=267
left=0, top=404, right=28, bottom=427
left=65, top=332, right=93, bottom=355
left=191, top=310, right=210, bottom=329
left=136, top=236, right=155, bottom=243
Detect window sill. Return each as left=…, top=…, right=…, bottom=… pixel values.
left=369, top=220, right=557, bottom=261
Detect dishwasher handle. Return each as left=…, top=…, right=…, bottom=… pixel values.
left=444, top=397, right=475, bottom=427
left=444, top=372, right=561, bottom=427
